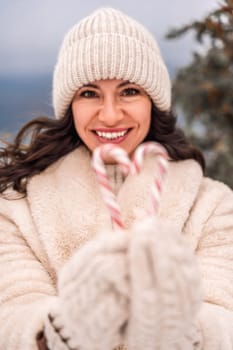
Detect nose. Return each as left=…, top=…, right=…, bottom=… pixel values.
left=98, top=97, right=123, bottom=126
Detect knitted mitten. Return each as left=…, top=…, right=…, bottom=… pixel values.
left=44, top=232, right=130, bottom=350
left=125, top=216, right=203, bottom=350
left=44, top=217, right=203, bottom=350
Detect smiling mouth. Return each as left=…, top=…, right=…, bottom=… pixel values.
left=93, top=129, right=131, bottom=141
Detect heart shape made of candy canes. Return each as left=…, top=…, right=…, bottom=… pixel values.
left=92, top=141, right=169, bottom=230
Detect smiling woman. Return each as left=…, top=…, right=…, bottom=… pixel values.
left=72, top=79, right=152, bottom=156
left=0, top=6, right=232, bottom=350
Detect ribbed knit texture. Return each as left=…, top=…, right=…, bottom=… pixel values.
left=53, top=7, right=171, bottom=118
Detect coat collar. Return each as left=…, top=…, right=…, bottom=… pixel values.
left=27, top=146, right=203, bottom=270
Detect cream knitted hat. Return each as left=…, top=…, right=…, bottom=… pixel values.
left=53, top=7, right=171, bottom=119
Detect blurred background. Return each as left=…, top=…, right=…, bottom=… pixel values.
left=0, top=0, right=232, bottom=187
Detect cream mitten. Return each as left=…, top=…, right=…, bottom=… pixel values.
left=125, top=216, right=203, bottom=350
left=44, top=217, right=203, bottom=350
left=44, top=232, right=130, bottom=350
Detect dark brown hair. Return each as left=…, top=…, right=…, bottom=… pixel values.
left=0, top=104, right=205, bottom=197
left=146, top=104, right=205, bottom=169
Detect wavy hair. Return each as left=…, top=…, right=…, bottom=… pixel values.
left=0, top=104, right=205, bottom=197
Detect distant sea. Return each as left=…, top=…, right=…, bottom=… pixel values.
left=0, top=74, right=53, bottom=136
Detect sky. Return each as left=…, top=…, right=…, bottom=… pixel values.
left=0, top=0, right=218, bottom=77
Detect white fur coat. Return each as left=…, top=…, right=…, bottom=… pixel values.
left=0, top=146, right=232, bottom=349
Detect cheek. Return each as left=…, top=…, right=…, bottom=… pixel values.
left=72, top=104, right=89, bottom=132
left=135, top=103, right=151, bottom=129
left=72, top=114, right=82, bottom=136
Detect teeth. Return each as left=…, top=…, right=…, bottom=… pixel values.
left=95, top=130, right=128, bottom=139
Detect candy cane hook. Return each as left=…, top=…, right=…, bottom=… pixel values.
left=92, top=142, right=169, bottom=229
left=133, top=142, right=169, bottom=215
left=92, top=143, right=134, bottom=229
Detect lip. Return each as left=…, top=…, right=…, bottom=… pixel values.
left=92, top=128, right=132, bottom=144
left=93, top=127, right=129, bottom=132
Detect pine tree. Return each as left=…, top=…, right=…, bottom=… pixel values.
left=166, top=0, right=233, bottom=187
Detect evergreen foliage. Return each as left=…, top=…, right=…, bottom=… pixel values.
left=166, top=0, right=233, bottom=187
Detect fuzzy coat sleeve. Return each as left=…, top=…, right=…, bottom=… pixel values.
left=188, top=179, right=233, bottom=349
left=0, top=203, right=56, bottom=350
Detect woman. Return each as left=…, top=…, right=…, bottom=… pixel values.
left=0, top=7, right=232, bottom=350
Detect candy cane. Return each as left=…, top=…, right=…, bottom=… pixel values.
left=92, top=142, right=169, bottom=229
left=133, top=142, right=169, bottom=215
left=92, top=143, right=134, bottom=229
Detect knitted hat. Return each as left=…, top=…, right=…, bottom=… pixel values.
left=53, top=7, right=171, bottom=119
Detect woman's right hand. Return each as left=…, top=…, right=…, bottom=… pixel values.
left=44, top=231, right=130, bottom=350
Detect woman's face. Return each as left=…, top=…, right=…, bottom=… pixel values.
left=72, top=79, right=152, bottom=156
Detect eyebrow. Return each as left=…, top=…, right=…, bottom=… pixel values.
left=82, top=80, right=132, bottom=89
left=117, top=80, right=131, bottom=88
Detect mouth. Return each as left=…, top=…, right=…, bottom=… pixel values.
left=92, top=128, right=131, bottom=143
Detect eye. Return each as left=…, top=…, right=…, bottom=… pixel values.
left=121, top=87, right=140, bottom=96
left=79, top=90, right=98, bottom=98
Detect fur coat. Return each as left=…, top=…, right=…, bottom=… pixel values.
left=0, top=145, right=232, bottom=349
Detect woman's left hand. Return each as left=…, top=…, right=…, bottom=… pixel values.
left=125, top=216, right=203, bottom=350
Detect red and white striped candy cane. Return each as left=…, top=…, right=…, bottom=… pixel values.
left=92, top=143, right=134, bottom=229
left=133, top=141, right=169, bottom=215
left=92, top=142, right=169, bottom=229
